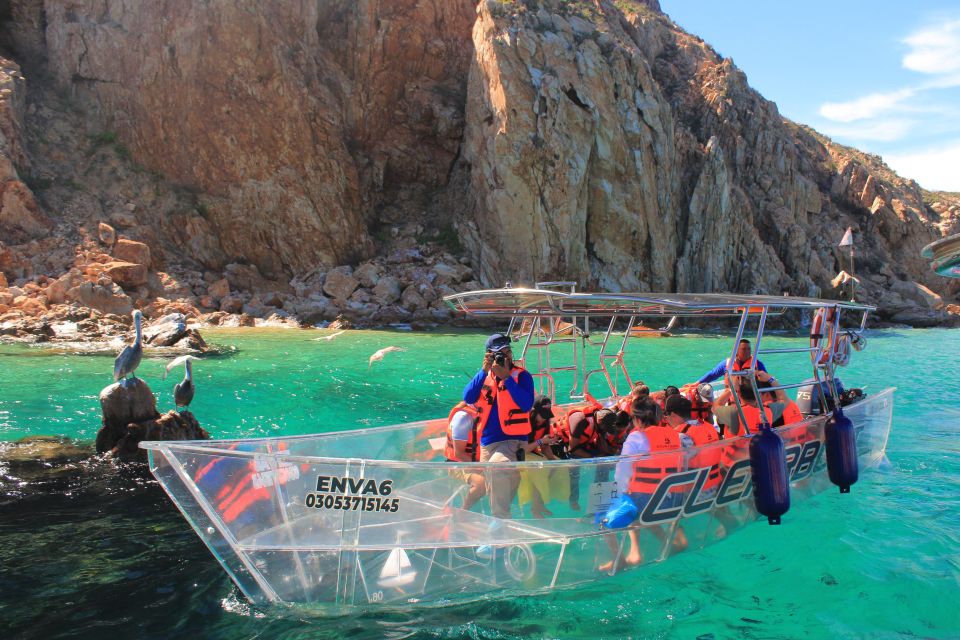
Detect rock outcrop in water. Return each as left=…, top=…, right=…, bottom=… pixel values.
left=96, top=378, right=208, bottom=460
left=0, top=0, right=958, bottom=329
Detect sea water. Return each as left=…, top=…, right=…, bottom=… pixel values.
left=0, top=328, right=958, bottom=639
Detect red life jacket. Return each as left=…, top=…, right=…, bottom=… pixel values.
left=685, top=388, right=714, bottom=423
left=681, top=420, right=722, bottom=490
left=474, top=366, right=532, bottom=438
left=628, top=425, right=684, bottom=494
left=194, top=442, right=300, bottom=524
left=444, top=402, right=481, bottom=462
left=731, top=357, right=754, bottom=372
left=720, top=404, right=773, bottom=468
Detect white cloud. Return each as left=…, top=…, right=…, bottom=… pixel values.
left=819, top=118, right=916, bottom=142
left=885, top=140, right=960, bottom=191
left=902, top=20, right=960, bottom=75
left=817, top=17, right=960, bottom=129
left=818, top=89, right=916, bottom=122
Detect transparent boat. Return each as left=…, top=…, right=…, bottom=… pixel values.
left=142, top=285, right=893, bottom=612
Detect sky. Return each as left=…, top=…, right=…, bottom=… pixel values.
left=658, top=1, right=960, bottom=192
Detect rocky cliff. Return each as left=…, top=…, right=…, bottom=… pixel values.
left=0, top=0, right=957, bottom=335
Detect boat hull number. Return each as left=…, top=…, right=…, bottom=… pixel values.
left=305, top=475, right=399, bottom=512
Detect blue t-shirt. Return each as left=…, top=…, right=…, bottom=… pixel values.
left=463, top=368, right=535, bottom=446
left=697, top=358, right=767, bottom=384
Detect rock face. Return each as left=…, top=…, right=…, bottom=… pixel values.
left=0, top=0, right=958, bottom=327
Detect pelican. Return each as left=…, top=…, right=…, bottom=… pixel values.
left=113, top=310, right=143, bottom=381
left=368, top=346, right=405, bottom=368
left=313, top=330, right=346, bottom=342
left=164, top=355, right=199, bottom=409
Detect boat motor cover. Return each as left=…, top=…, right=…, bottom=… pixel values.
left=796, top=378, right=844, bottom=416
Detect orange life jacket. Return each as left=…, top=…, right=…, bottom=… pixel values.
left=559, top=403, right=602, bottom=453
left=444, top=402, right=481, bottom=462
left=474, top=366, right=532, bottom=438
left=616, top=395, right=633, bottom=413
left=731, top=357, right=755, bottom=372
left=681, top=420, right=722, bottom=490
left=530, top=412, right=552, bottom=443
left=769, top=399, right=806, bottom=447
left=720, top=403, right=772, bottom=468
left=628, top=425, right=685, bottom=494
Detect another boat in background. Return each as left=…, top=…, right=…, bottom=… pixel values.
left=921, top=233, right=960, bottom=278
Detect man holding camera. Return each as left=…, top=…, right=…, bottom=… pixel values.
left=462, top=333, right=534, bottom=519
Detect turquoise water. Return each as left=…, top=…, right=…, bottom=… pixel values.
left=1, top=327, right=958, bottom=638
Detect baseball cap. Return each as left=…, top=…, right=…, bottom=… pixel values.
left=697, top=383, right=714, bottom=402
left=485, top=333, right=512, bottom=352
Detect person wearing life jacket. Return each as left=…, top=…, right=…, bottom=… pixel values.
left=445, top=402, right=486, bottom=510
left=462, top=333, right=534, bottom=519
left=560, top=403, right=611, bottom=458
left=684, top=383, right=715, bottom=425
left=663, top=395, right=721, bottom=494
left=714, top=378, right=774, bottom=470
left=696, top=339, right=768, bottom=384
left=756, top=378, right=807, bottom=447
left=604, top=398, right=690, bottom=569
left=597, top=410, right=632, bottom=456
left=616, top=381, right=650, bottom=413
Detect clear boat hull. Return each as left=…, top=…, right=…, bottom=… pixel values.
left=142, top=389, right=894, bottom=612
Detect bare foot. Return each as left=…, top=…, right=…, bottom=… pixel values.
left=624, top=550, right=642, bottom=566
left=598, top=557, right=621, bottom=573
left=569, top=500, right=581, bottom=511
left=671, top=528, right=689, bottom=552
left=531, top=508, right=548, bottom=519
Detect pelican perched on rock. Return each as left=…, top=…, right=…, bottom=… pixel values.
left=368, top=346, right=405, bottom=368
left=113, top=310, right=143, bottom=381
left=164, top=355, right=199, bottom=409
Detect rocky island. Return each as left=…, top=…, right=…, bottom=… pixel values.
left=0, top=0, right=957, bottom=344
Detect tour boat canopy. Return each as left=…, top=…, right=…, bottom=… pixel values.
left=444, top=286, right=876, bottom=318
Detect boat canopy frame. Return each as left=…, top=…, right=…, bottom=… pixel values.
left=444, top=284, right=874, bottom=434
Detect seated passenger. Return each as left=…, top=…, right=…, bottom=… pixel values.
left=663, top=395, right=721, bottom=495
left=552, top=403, right=617, bottom=511
left=617, top=381, right=650, bottom=412
left=605, top=399, right=689, bottom=569
left=757, top=380, right=806, bottom=447
left=596, top=409, right=632, bottom=456
left=714, top=380, right=774, bottom=469
left=684, top=383, right=715, bottom=425
left=444, top=402, right=486, bottom=510
left=559, top=405, right=619, bottom=459
left=649, top=385, right=680, bottom=410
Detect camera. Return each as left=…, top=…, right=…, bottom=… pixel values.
left=493, top=352, right=507, bottom=367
